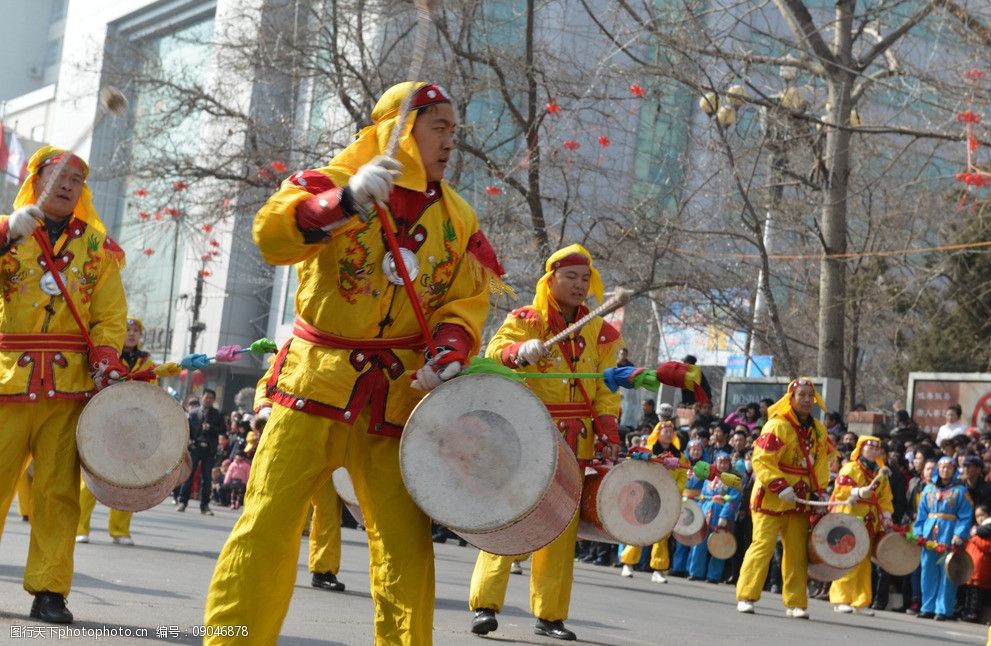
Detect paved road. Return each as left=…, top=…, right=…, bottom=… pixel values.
left=1, top=502, right=987, bottom=644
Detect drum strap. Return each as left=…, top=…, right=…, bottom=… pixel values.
left=785, top=412, right=820, bottom=494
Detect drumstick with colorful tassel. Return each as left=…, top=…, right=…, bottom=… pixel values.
left=794, top=467, right=891, bottom=507
left=126, top=338, right=278, bottom=382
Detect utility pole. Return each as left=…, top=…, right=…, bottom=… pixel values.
left=188, top=267, right=206, bottom=354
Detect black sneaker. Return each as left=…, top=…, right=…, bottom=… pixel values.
left=311, top=572, right=345, bottom=592
left=918, top=611, right=934, bottom=619
left=30, top=593, right=73, bottom=624
left=471, top=609, right=498, bottom=635
left=534, top=618, right=576, bottom=641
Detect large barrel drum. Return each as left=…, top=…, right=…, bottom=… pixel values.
left=577, top=460, right=681, bottom=545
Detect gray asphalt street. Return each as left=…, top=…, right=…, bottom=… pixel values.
left=0, top=502, right=986, bottom=644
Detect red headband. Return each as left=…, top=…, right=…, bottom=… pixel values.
left=38, top=152, right=88, bottom=178
left=550, top=253, right=590, bottom=271
left=411, top=84, right=451, bottom=111
left=789, top=378, right=814, bottom=393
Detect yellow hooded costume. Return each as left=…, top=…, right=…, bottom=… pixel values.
left=828, top=435, right=893, bottom=609
left=736, top=378, right=831, bottom=611
left=205, top=82, right=502, bottom=646
left=468, top=244, right=622, bottom=627
left=0, top=147, right=127, bottom=602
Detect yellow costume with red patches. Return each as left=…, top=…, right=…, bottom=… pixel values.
left=0, top=147, right=127, bottom=599
left=469, top=244, right=622, bottom=625
left=735, top=379, right=830, bottom=611
left=204, top=82, right=502, bottom=646
left=828, top=436, right=893, bottom=609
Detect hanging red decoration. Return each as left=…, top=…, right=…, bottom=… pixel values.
left=134, top=188, right=148, bottom=197
left=964, top=68, right=986, bottom=81
left=191, top=370, right=206, bottom=387
left=173, top=181, right=188, bottom=191
left=271, top=161, right=287, bottom=173
left=485, top=185, right=502, bottom=196
left=970, top=136, right=980, bottom=152
left=957, top=111, right=981, bottom=124
left=630, top=83, right=645, bottom=98
left=202, top=223, right=214, bottom=233
left=209, top=239, right=220, bottom=247
left=222, top=198, right=231, bottom=210
left=956, top=171, right=991, bottom=188
left=154, top=211, right=164, bottom=222
left=199, top=270, right=212, bottom=278
left=211, top=249, right=222, bottom=257
left=164, top=207, right=180, bottom=219
left=546, top=101, right=561, bottom=115
left=563, top=140, right=580, bottom=151
left=142, top=248, right=154, bottom=256
left=201, top=254, right=212, bottom=262
left=138, top=211, right=151, bottom=221
left=597, top=135, right=611, bottom=147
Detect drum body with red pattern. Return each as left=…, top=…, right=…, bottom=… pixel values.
left=577, top=459, right=681, bottom=545
left=673, top=498, right=707, bottom=546
left=807, top=512, right=870, bottom=569
left=400, top=373, right=581, bottom=555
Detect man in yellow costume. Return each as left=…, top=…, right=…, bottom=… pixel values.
left=735, top=378, right=830, bottom=619
left=0, top=147, right=127, bottom=624
left=468, top=244, right=621, bottom=642
left=76, top=316, right=154, bottom=546
left=829, top=435, right=893, bottom=614
left=204, top=82, right=505, bottom=645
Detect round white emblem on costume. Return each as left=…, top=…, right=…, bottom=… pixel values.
left=40, top=271, right=66, bottom=296
left=382, top=247, right=420, bottom=285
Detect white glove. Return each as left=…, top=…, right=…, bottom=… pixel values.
left=517, top=339, right=548, bottom=366
left=952, top=535, right=964, bottom=547
left=777, top=486, right=796, bottom=503
left=255, top=406, right=272, bottom=421
left=881, top=512, right=892, bottom=530
left=348, top=156, right=402, bottom=210
left=8, top=205, right=44, bottom=243
left=411, top=349, right=462, bottom=391
left=846, top=487, right=861, bottom=503
left=717, top=517, right=728, bottom=529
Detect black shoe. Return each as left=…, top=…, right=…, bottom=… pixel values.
left=311, top=572, right=345, bottom=592
left=432, top=533, right=447, bottom=544
left=176, top=503, right=187, bottom=512
left=201, top=508, right=214, bottom=516
left=579, top=554, right=596, bottom=563
left=669, top=570, right=687, bottom=578
left=471, top=609, right=497, bottom=635
left=534, top=619, right=576, bottom=641
left=593, top=558, right=611, bottom=567
left=890, top=606, right=906, bottom=613
left=21, top=515, right=28, bottom=522
left=458, top=539, right=468, bottom=547
left=687, top=575, right=700, bottom=581
left=918, top=611, right=934, bottom=619
left=934, top=614, right=947, bottom=621
left=30, top=593, right=73, bottom=624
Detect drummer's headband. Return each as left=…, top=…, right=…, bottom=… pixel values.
left=550, top=253, right=591, bottom=271
left=37, top=152, right=88, bottom=178
left=788, top=378, right=814, bottom=393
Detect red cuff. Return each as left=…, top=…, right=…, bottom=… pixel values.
left=295, top=188, right=353, bottom=232
left=501, top=342, right=523, bottom=368
left=432, top=324, right=473, bottom=359
left=767, top=478, right=789, bottom=494
left=89, top=345, right=124, bottom=373
left=593, top=415, right=620, bottom=444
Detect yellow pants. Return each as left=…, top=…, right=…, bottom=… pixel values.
left=829, top=549, right=872, bottom=607
left=736, top=511, right=810, bottom=609
left=16, top=468, right=33, bottom=519
left=204, top=405, right=433, bottom=646
left=468, top=512, right=579, bottom=622
left=77, top=481, right=132, bottom=538
left=308, top=477, right=343, bottom=575
left=619, top=539, right=669, bottom=570
left=0, top=400, right=84, bottom=597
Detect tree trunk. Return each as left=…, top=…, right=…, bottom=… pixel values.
left=524, top=0, right=550, bottom=258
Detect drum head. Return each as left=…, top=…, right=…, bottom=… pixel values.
left=596, top=461, right=681, bottom=545
left=331, top=467, right=359, bottom=507
left=76, top=381, right=187, bottom=487
left=400, top=373, right=559, bottom=533
left=946, top=550, right=974, bottom=585
left=809, top=512, right=870, bottom=569
left=707, top=530, right=737, bottom=560
left=872, top=532, right=922, bottom=577
left=674, top=499, right=705, bottom=536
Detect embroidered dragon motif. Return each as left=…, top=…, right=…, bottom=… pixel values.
left=423, top=218, right=458, bottom=309
left=337, top=218, right=374, bottom=304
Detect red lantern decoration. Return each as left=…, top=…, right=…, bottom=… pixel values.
left=957, top=111, right=981, bottom=124
left=134, top=188, right=148, bottom=197
left=202, top=223, right=214, bottom=233
left=138, top=211, right=150, bottom=221
left=142, top=248, right=154, bottom=256
left=164, top=207, right=180, bottom=219
left=546, top=101, right=561, bottom=115
left=485, top=185, right=502, bottom=196
left=597, top=135, right=611, bottom=147
left=154, top=211, right=164, bottom=221
left=173, top=181, right=188, bottom=191
left=199, top=270, right=212, bottom=278
left=191, top=370, right=206, bottom=387
left=630, top=83, right=645, bottom=98
left=563, top=140, right=580, bottom=151
left=271, top=161, right=287, bottom=172
left=964, top=68, right=986, bottom=81
left=201, top=254, right=211, bottom=262
left=209, top=239, right=220, bottom=247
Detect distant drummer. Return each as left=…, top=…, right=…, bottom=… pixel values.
left=75, top=316, right=154, bottom=547
left=468, top=244, right=622, bottom=641
left=828, top=435, right=893, bottom=614
left=735, top=379, right=830, bottom=619
left=0, top=147, right=128, bottom=624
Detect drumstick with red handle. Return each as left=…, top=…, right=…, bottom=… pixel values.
left=795, top=467, right=890, bottom=507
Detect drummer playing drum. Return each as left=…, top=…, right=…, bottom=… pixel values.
left=828, top=435, right=894, bottom=615
left=735, top=379, right=830, bottom=619
left=468, top=244, right=621, bottom=642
